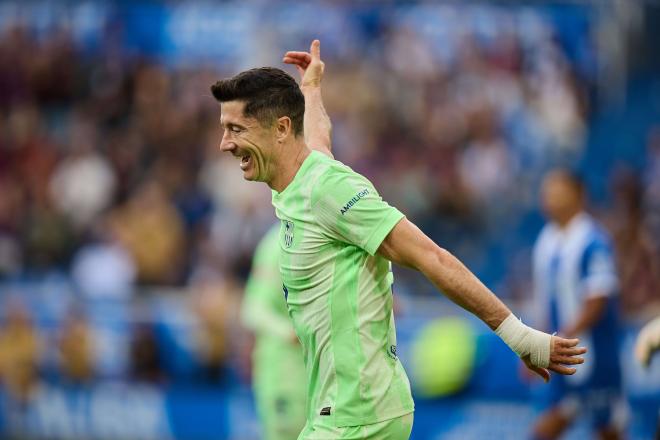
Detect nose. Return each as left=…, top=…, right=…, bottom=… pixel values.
left=219, top=132, right=235, bottom=153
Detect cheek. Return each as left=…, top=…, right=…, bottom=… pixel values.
left=244, top=136, right=270, bottom=159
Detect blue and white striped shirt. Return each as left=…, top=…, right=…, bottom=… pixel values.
left=533, top=213, right=620, bottom=386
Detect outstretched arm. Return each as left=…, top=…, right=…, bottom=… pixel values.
left=283, top=40, right=333, bottom=157
left=378, top=218, right=586, bottom=382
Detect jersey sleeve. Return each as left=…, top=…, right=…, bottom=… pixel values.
left=311, top=168, right=404, bottom=255
left=580, top=235, right=618, bottom=298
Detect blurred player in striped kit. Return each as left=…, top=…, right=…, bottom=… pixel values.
left=531, top=170, right=624, bottom=440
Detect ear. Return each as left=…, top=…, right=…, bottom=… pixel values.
left=276, top=116, right=292, bottom=141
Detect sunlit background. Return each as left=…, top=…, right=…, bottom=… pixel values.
left=0, top=1, right=659, bottom=439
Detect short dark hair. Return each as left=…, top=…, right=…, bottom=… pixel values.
left=553, top=168, right=586, bottom=196
left=211, top=67, right=304, bottom=136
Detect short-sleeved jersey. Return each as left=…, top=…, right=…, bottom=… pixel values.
left=533, top=213, right=620, bottom=387
left=271, top=150, right=414, bottom=428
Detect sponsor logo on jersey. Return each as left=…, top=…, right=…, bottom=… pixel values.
left=340, top=188, right=369, bottom=215
left=283, top=220, right=294, bottom=247
left=319, top=406, right=331, bottom=416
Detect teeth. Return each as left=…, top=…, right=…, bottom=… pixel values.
left=239, top=154, right=251, bottom=171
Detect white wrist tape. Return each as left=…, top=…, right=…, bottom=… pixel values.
left=495, top=314, right=551, bottom=368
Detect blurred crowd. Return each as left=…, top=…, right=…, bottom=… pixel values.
left=0, top=2, right=658, bottom=402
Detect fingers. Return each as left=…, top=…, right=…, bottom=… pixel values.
left=283, top=39, right=321, bottom=70
left=554, top=337, right=580, bottom=348
left=310, top=39, right=321, bottom=60
left=548, top=363, right=577, bottom=375
left=555, top=345, right=587, bottom=356
left=284, top=51, right=312, bottom=62
left=283, top=56, right=309, bottom=69
left=550, top=354, right=584, bottom=365
left=522, top=355, right=550, bottom=383
left=530, top=365, right=550, bottom=383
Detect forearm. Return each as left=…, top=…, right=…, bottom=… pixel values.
left=379, top=219, right=563, bottom=369
left=302, top=85, right=332, bottom=153
left=419, top=247, right=511, bottom=330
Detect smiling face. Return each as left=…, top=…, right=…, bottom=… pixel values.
left=219, top=100, right=277, bottom=182
left=210, top=67, right=305, bottom=187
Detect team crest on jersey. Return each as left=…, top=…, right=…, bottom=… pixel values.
left=388, top=345, right=398, bottom=359
left=283, top=220, right=294, bottom=248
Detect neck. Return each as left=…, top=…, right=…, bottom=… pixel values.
left=556, top=210, right=582, bottom=229
left=268, top=140, right=311, bottom=193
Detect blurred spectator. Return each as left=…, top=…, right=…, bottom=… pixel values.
left=130, top=322, right=165, bottom=383
left=49, top=115, right=117, bottom=231
left=608, top=167, right=660, bottom=316
left=0, top=176, right=23, bottom=277
left=458, top=104, right=518, bottom=217
left=191, top=279, right=239, bottom=384
left=644, top=126, right=660, bottom=250
left=110, top=179, right=185, bottom=285
left=59, top=311, right=95, bottom=385
left=71, top=218, right=136, bottom=299
left=0, top=302, right=41, bottom=403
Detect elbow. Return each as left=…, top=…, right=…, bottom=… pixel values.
left=431, top=246, right=453, bottom=267
left=426, top=246, right=460, bottom=280
left=415, top=245, right=452, bottom=275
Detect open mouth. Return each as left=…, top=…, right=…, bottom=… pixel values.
left=239, top=154, right=251, bottom=171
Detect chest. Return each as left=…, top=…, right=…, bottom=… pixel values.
left=537, top=233, right=590, bottom=300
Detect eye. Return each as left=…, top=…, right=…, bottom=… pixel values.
left=230, top=125, right=242, bottom=133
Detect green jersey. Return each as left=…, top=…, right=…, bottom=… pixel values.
left=271, top=150, right=414, bottom=428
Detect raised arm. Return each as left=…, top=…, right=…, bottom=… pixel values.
left=378, top=218, right=586, bottom=382
left=283, top=40, right=333, bottom=157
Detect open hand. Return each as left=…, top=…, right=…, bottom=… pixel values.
left=522, top=336, right=586, bottom=383
left=283, top=39, right=325, bottom=88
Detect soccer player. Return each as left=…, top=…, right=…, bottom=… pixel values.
left=211, top=40, right=586, bottom=439
left=531, top=170, right=623, bottom=440
left=242, top=224, right=306, bottom=440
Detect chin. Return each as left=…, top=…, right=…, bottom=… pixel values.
left=242, top=170, right=261, bottom=182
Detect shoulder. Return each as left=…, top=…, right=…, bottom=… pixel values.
left=311, top=158, right=375, bottom=206
left=578, top=219, right=616, bottom=274
left=582, top=216, right=614, bottom=253
left=534, top=223, right=558, bottom=255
